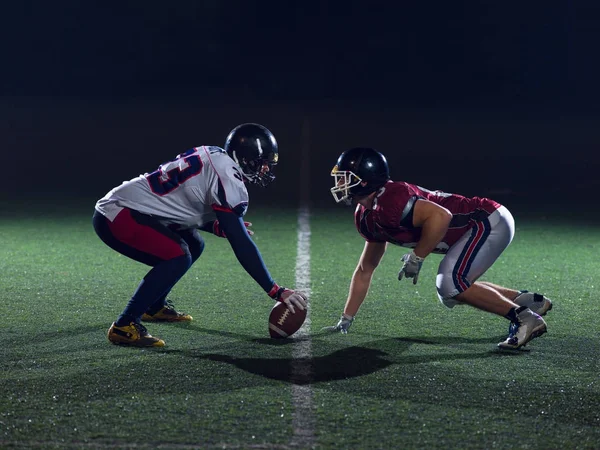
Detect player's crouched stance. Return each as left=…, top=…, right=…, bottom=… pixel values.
left=93, top=123, right=307, bottom=347
left=325, top=147, right=552, bottom=350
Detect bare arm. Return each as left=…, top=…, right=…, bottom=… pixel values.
left=343, top=240, right=387, bottom=316
left=411, top=199, right=452, bottom=258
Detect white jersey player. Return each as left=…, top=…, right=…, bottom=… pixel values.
left=96, top=145, right=250, bottom=229
left=93, top=123, right=307, bottom=347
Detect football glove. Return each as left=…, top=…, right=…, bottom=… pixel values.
left=213, top=220, right=253, bottom=238
left=398, top=251, right=424, bottom=285
left=268, top=284, right=308, bottom=314
left=323, top=313, right=354, bottom=334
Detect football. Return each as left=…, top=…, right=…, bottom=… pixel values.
left=268, top=302, right=307, bottom=338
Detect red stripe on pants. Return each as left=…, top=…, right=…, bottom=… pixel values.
left=107, top=208, right=185, bottom=260
left=456, top=222, right=484, bottom=291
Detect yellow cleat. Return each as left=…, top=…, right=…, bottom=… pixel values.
left=107, top=322, right=165, bottom=347
left=141, top=303, right=193, bottom=322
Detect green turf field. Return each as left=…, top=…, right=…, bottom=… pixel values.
left=1, top=204, right=599, bottom=449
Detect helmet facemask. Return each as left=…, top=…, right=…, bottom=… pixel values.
left=330, top=147, right=390, bottom=205
left=232, top=138, right=278, bottom=187
left=225, top=124, right=279, bottom=188
left=239, top=158, right=276, bottom=187
left=330, top=166, right=363, bottom=205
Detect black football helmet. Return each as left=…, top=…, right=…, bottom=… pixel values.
left=225, top=123, right=278, bottom=187
left=330, top=147, right=390, bottom=204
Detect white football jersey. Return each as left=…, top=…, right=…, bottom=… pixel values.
left=95, top=146, right=249, bottom=229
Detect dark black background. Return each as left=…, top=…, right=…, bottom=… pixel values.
left=1, top=1, right=598, bottom=213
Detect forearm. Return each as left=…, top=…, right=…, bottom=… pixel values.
left=344, top=267, right=374, bottom=316
left=413, top=214, right=450, bottom=258
left=215, top=211, right=275, bottom=293
left=228, top=233, right=275, bottom=292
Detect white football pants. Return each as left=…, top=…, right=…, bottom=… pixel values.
left=436, top=205, right=515, bottom=308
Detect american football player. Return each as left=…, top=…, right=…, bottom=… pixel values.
left=327, top=147, right=552, bottom=350
left=93, top=123, right=307, bottom=347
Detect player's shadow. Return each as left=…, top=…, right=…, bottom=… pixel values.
left=199, top=345, right=393, bottom=384
left=184, top=324, right=507, bottom=346
left=184, top=324, right=508, bottom=349
left=170, top=324, right=522, bottom=384
left=191, top=337, right=509, bottom=385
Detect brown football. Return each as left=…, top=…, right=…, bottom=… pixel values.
left=268, top=302, right=307, bottom=338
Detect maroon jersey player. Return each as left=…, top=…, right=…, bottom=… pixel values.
left=327, top=147, right=553, bottom=350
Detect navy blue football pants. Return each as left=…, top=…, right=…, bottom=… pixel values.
left=92, top=208, right=204, bottom=325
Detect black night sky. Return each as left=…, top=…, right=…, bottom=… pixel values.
left=1, top=1, right=599, bottom=210
left=1, top=2, right=591, bottom=106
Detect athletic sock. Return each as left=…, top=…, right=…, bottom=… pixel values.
left=117, top=255, right=191, bottom=323
left=505, top=305, right=528, bottom=322
left=145, top=294, right=168, bottom=316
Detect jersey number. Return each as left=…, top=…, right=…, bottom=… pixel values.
left=147, top=152, right=203, bottom=195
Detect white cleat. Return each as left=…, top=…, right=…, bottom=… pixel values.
left=513, top=291, right=553, bottom=316
left=498, top=308, right=547, bottom=350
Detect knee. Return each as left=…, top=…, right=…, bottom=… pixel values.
left=436, top=273, right=457, bottom=300
left=171, top=243, right=193, bottom=271
left=184, top=231, right=205, bottom=263
left=180, top=248, right=194, bottom=269
left=190, top=238, right=205, bottom=263
left=435, top=272, right=465, bottom=308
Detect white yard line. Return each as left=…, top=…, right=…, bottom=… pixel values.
left=290, top=206, right=315, bottom=448
left=289, top=119, right=315, bottom=448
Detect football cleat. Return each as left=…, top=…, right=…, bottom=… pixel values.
left=498, top=308, right=547, bottom=350
left=141, top=301, right=193, bottom=322
left=107, top=322, right=165, bottom=347
left=513, top=291, right=553, bottom=316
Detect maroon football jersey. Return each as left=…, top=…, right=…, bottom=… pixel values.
left=354, top=181, right=501, bottom=253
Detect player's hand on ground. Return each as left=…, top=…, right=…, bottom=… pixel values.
left=323, top=313, right=354, bottom=334
left=213, top=220, right=253, bottom=238
left=398, top=251, right=424, bottom=285
left=279, top=289, right=308, bottom=313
